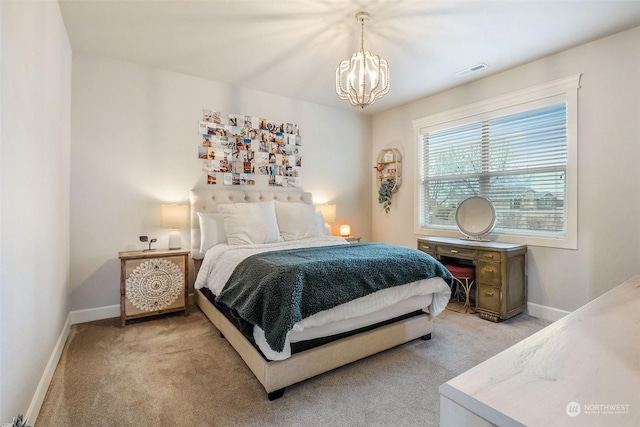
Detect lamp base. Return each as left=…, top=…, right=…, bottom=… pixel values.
left=168, top=230, right=182, bottom=250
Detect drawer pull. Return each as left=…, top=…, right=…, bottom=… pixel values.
left=483, top=253, right=496, bottom=259
left=422, top=245, right=431, bottom=250
left=484, top=267, right=496, bottom=274
left=482, top=290, right=495, bottom=297
left=450, top=249, right=459, bottom=254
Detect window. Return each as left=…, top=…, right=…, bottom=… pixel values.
left=413, top=75, right=580, bottom=249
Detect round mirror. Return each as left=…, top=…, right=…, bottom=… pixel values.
left=455, top=196, right=496, bottom=240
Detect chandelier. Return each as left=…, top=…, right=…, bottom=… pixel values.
left=336, top=11, right=390, bottom=108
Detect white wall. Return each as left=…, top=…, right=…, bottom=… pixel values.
left=0, top=0, right=72, bottom=421
left=70, top=54, right=371, bottom=311
left=371, top=26, right=640, bottom=313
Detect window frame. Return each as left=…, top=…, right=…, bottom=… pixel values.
left=412, top=75, right=581, bottom=249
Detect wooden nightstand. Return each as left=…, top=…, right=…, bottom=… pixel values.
left=119, top=249, right=189, bottom=326
left=345, top=237, right=361, bottom=243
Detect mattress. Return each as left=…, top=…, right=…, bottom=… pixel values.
left=199, top=287, right=429, bottom=355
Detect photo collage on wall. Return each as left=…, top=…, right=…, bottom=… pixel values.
left=198, top=109, right=302, bottom=187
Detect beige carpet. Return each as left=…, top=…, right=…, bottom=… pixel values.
left=36, top=304, right=550, bottom=427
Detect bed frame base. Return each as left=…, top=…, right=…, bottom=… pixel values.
left=267, top=389, right=285, bottom=401
left=196, top=288, right=434, bottom=400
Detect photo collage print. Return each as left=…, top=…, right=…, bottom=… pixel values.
left=198, top=109, right=302, bottom=187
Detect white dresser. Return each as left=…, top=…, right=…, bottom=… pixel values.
left=439, top=275, right=639, bottom=426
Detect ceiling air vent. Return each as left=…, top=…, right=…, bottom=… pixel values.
left=454, top=63, right=489, bottom=77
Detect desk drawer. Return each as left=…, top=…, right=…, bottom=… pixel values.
left=438, top=245, right=477, bottom=260
left=477, top=261, right=502, bottom=287
left=478, top=284, right=501, bottom=314
left=417, top=241, right=436, bottom=256
left=479, top=250, right=501, bottom=261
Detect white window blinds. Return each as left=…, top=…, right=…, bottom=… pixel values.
left=419, top=103, right=568, bottom=238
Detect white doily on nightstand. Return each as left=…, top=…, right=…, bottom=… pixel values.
left=126, top=258, right=184, bottom=311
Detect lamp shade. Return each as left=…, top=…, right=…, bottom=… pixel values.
left=317, top=204, right=336, bottom=224
left=161, top=204, right=189, bottom=229
left=340, top=224, right=351, bottom=237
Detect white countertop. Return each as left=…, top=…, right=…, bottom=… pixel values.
left=439, top=275, right=640, bottom=426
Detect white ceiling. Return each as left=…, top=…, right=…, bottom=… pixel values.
left=59, top=0, right=640, bottom=115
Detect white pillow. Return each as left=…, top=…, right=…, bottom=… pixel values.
left=218, top=201, right=281, bottom=245
left=197, top=212, right=227, bottom=253
left=316, top=211, right=328, bottom=236
left=274, top=201, right=322, bottom=241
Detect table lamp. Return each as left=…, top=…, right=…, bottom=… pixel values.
left=161, top=204, right=189, bottom=249
left=316, top=204, right=336, bottom=235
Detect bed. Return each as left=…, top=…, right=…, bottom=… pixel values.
left=190, top=188, right=453, bottom=399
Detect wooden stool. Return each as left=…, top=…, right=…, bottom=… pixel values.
left=445, top=264, right=476, bottom=313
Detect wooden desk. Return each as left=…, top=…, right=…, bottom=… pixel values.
left=417, top=237, right=527, bottom=322
left=439, top=276, right=639, bottom=426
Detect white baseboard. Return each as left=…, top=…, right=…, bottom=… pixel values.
left=69, top=304, right=120, bottom=324
left=25, top=304, right=118, bottom=424
left=527, top=302, right=570, bottom=322
left=68, top=294, right=196, bottom=325
left=25, top=313, right=72, bottom=424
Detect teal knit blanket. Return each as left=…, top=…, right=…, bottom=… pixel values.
left=216, top=242, right=453, bottom=353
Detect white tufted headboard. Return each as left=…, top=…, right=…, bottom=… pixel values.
left=189, top=188, right=313, bottom=259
